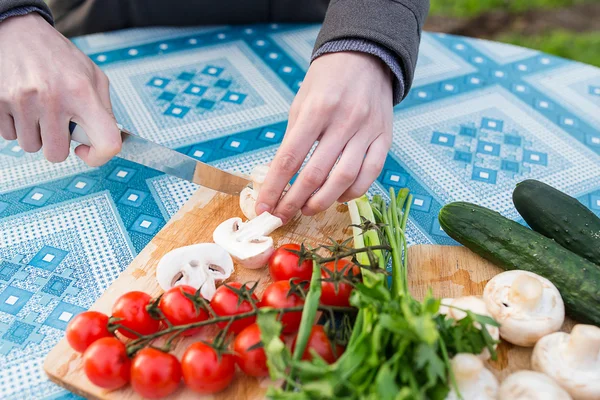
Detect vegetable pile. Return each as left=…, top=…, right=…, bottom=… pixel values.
left=257, top=189, right=499, bottom=399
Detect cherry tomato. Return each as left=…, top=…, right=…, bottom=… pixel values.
left=211, top=282, right=258, bottom=334
left=292, top=325, right=345, bottom=364
left=320, top=259, right=361, bottom=307
left=181, top=342, right=235, bottom=394
left=260, top=280, right=304, bottom=333
left=131, top=348, right=181, bottom=398
left=159, top=285, right=208, bottom=336
left=83, top=337, right=130, bottom=390
left=269, top=244, right=313, bottom=283
left=111, top=291, right=161, bottom=339
left=233, top=323, right=280, bottom=377
left=66, top=311, right=112, bottom=352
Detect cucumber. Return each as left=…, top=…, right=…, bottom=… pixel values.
left=439, top=202, right=600, bottom=325
left=513, top=179, right=600, bottom=266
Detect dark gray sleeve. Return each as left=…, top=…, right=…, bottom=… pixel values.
left=0, top=0, right=53, bottom=24
left=314, top=0, right=429, bottom=100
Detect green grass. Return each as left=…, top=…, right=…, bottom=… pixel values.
left=429, top=0, right=586, bottom=17
left=500, top=30, right=600, bottom=67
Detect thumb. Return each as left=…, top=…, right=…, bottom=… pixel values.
left=73, top=95, right=121, bottom=167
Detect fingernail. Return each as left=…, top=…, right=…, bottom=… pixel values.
left=256, top=203, right=271, bottom=215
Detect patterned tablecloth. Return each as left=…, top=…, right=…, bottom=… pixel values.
left=0, top=23, right=599, bottom=399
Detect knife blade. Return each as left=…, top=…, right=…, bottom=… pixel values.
left=69, top=122, right=251, bottom=195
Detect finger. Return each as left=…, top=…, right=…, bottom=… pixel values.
left=72, top=94, right=120, bottom=167
left=40, top=112, right=70, bottom=163
left=338, top=135, right=390, bottom=203
left=94, top=68, right=114, bottom=116
left=301, top=133, right=371, bottom=216
left=255, top=109, right=324, bottom=216
left=0, top=114, right=17, bottom=141
left=272, top=129, right=350, bottom=223
left=14, top=114, right=42, bottom=153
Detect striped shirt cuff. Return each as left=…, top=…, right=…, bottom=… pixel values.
left=0, top=6, right=52, bottom=25
left=312, top=38, right=405, bottom=105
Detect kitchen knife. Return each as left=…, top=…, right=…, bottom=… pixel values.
left=69, top=122, right=251, bottom=195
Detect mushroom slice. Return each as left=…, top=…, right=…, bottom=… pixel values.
left=498, top=370, right=572, bottom=400
left=439, top=296, right=500, bottom=360
left=532, top=324, right=600, bottom=400
left=213, top=212, right=283, bottom=269
left=156, top=243, right=234, bottom=300
left=445, top=353, right=498, bottom=400
left=483, top=270, right=564, bottom=347
left=239, top=165, right=270, bottom=220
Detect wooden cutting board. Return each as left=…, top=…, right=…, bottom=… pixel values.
left=44, top=187, right=574, bottom=399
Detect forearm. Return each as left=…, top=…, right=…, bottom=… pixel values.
left=314, top=0, right=430, bottom=104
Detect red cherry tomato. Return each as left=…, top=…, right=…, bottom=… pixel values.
left=269, top=244, right=313, bottom=282
left=66, top=311, right=112, bottom=352
left=260, top=280, right=304, bottom=334
left=320, top=259, right=361, bottom=307
left=111, top=291, right=161, bottom=339
left=292, top=325, right=345, bottom=364
left=159, top=285, right=208, bottom=336
left=82, top=337, right=130, bottom=390
left=131, top=348, right=181, bottom=398
left=233, top=323, right=281, bottom=377
left=210, top=282, right=258, bottom=334
left=181, top=342, right=235, bottom=394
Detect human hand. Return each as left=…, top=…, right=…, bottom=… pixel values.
left=256, top=52, right=393, bottom=223
left=0, top=13, right=120, bottom=166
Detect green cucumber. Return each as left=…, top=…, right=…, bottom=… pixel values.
left=513, top=179, right=600, bottom=266
left=439, top=202, right=600, bottom=325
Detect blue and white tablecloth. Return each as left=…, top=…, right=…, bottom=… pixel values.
left=0, top=24, right=599, bottom=399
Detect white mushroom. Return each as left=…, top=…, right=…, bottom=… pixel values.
left=439, top=296, right=500, bottom=360
left=156, top=243, right=234, bottom=300
left=483, top=270, right=564, bottom=347
left=239, top=165, right=270, bottom=220
left=532, top=324, right=600, bottom=400
left=213, top=212, right=282, bottom=269
left=498, top=370, right=572, bottom=400
left=445, top=353, right=498, bottom=400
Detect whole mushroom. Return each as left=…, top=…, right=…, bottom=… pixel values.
left=532, top=324, right=600, bottom=400
left=213, top=211, right=283, bottom=269
left=498, top=370, right=572, bottom=400
left=439, top=296, right=500, bottom=360
left=483, top=270, right=564, bottom=347
left=156, top=243, right=234, bottom=300
left=445, top=353, right=498, bottom=400
left=239, top=165, right=269, bottom=220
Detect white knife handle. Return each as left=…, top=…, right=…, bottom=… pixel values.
left=69, top=121, right=123, bottom=147
left=69, top=122, right=92, bottom=146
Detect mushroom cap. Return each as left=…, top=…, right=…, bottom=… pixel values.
left=445, top=353, right=498, bottom=400
left=156, top=243, right=233, bottom=300
left=484, top=270, right=564, bottom=347
left=439, top=296, right=500, bottom=360
left=239, top=186, right=258, bottom=220
left=213, top=213, right=282, bottom=269
left=532, top=324, right=600, bottom=400
left=498, top=370, right=572, bottom=400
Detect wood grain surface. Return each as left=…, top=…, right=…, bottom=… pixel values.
left=44, top=187, right=574, bottom=398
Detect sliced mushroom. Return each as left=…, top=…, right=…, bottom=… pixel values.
left=239, top=165, right=269, bottom=220
left=439, top=296, right=500, bottom=360
left=213, top=212, right=283, bottom=269
left=498, top=370, right=572, bottom=400
left=532, top=324, right=600, bottom=400
left=445, top=353, right=498, bottom=400
left=483, top=270, right=564, bottom=347
left=156, top=243, right=234, bottom=300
